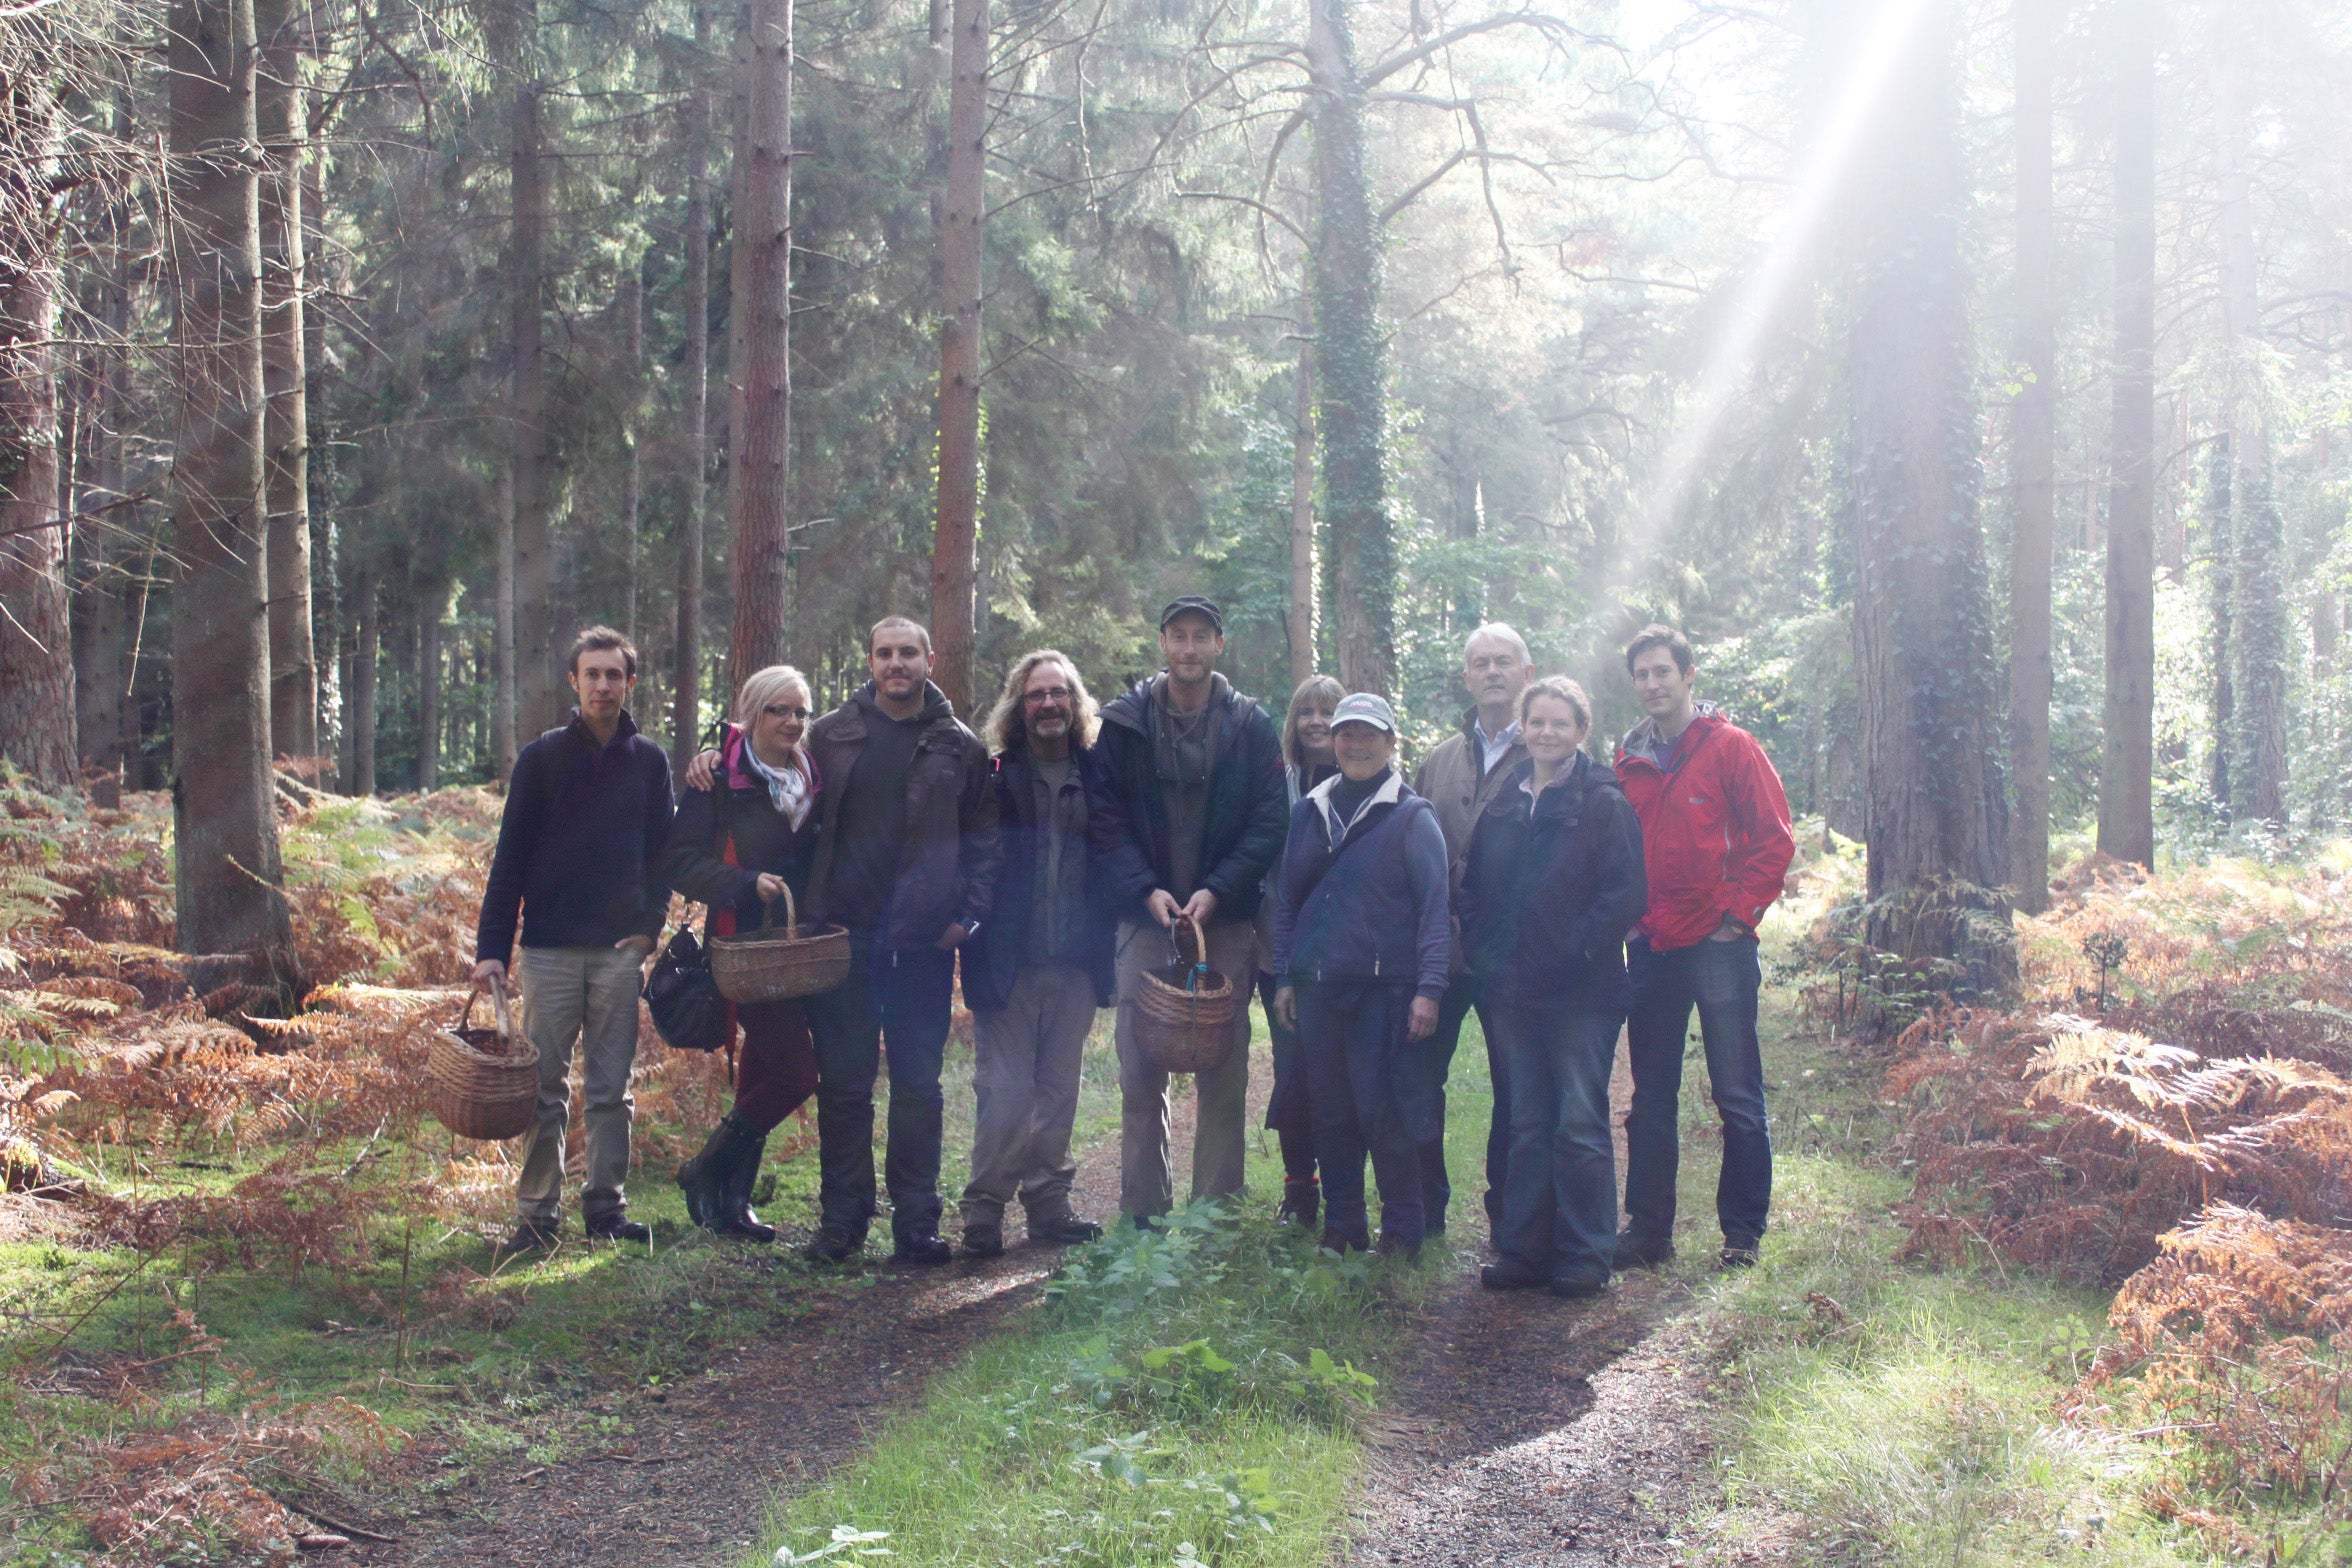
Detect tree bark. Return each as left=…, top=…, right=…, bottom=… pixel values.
left=2097, top=0, right=2155, bottom=868
left=492, top=457, right=518, bottom=774
left=727, top=0, right=792, bottom=690
left=505, top=14, right=558, bottom=736
left=258, top=0, right=315, bottom=766
left=1288, top=313, right=1317, bottom=690
left=350, top=547, right=376, bottom=795
left=622, top=259, right=643, bottom=644
left=2006, top=0, right=2055, bottom=912
left=0, top=56, right=78, bottom=788
left=927, top=0, right=988, bottom=716
left=168, top=0, right=296, bottom=968
left=2205, top=434, right=2233, bottom=808
left=1846, top=0, right=2012, bottom=991
left=672, top=3, right=712, bottom=771
left=1307, top=0, right=1391, bottom=695
left=416, top=598, right=439, bottom=790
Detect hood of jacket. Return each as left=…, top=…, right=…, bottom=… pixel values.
left=850, top=678, right=956, bottom=730
left=1304, top=766, right=1406, bottom=845
left=1617, top=699, right=1727, bottom=770
left=1099, top=671, right=1242, bottom=737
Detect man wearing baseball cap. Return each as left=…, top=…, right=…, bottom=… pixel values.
left=1088, top=597, right=1289, bottom=1224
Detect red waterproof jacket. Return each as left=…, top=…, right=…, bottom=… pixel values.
left=1613, top=704, right=1795, bottom=952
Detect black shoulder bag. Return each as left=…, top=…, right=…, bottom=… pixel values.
left=643, top=774, right=733, bottom=1053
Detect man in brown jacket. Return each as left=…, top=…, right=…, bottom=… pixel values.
left=1410, top=622, right=1532, bottom=1233
left=799, top=616, right=1002, bottom=1264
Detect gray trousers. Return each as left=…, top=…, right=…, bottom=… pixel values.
left=514, top=945, right=645, bottom=1224
left=1114, top=919, right=1256, bottom=1218
left=961, top=963, right=1098, bottom=1231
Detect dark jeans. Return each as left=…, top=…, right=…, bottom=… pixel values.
left=1624, top=935, right=1771, bottom=1245
left=1295, top=980, right=1443, bottom=1248
left=1426, top=974, right=1506, bottom=1233
left=801, top=939, right=955, bottom=1243
left=1489, top=1000, right=1621, bottom=1286
left=1258, top=972, right=1316, bottom=1181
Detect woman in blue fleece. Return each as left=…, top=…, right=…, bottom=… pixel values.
left=1271, top=692, right=1452, bottom=1258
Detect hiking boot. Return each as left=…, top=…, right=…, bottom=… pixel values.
left=1551, top=1274, right=1610, bottom=1301
left=1278, top=1177, right=1321, bottom=1228
left=894, top=1231, right=954, bottom=1265
left=502, top=1218, right=561, bottom=1253
left=1613, top=1227, right=1674, bottom=1271
left=585, top=1212, right=650, bottom=1244
left=1377, top=1231, right=1422, bottom=1263
left=1317, top=1227, right=1371, bottom=1255
left=805, top=1228, right=864, bottom=1264
left=1028, top=1214, right=1103, bottom=1246
left=1719, top=1238, right=1762, bottom=1271
left=714, top=1124, right=776, bottom=1243
left=961, top=1223, right=1004, bottom=1259
left=1480, top=1258, right=1544, bottom=1291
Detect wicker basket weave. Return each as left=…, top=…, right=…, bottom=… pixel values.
left=711, top=883, right=851, bottom=1003
left=1132, top=914, right=1238, bottom=1075
left=427, top=977, right=540, bottom=1142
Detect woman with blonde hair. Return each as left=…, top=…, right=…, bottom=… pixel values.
left=662, top=664, right=825, bottom=1240
left=1261, top=674, right=1343, bottom=1227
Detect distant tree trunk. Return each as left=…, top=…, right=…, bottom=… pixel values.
left=672, top=4, right=711, bottom=770
left=1846, top=0, right=2013, bottom=991
left=1288, top=315, right=1317, bottom=691
left=927, top=0, right=987, bottom=716
left=2205, top=434, right=2233, bottom=808
left=622, top=260, right=642, bottom=643
left=2006, top=0, right=2055, bottom=913
left=0, top=57, right=78, bottom=788
left=168, top=0, right=296, bottom=967
left=727, top=0, right=792, bottom=689
left=351, top=550, right=376, bottom=794
left=416, top=600, right=439, bottom=790
left=258, top=0, right=315, bottom=767
left=2097, top=0, right=2155, bottom=868
left=505, top=14, right=557, bottom=735
left=1307, top=0, right=1391, bottom=695
left=300, top=147, right=340, bottom=781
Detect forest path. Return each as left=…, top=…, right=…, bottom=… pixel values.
left=1344, top=1039, right=1717, bottom=1568
left=350, top=1100, right=1155, bottom=1568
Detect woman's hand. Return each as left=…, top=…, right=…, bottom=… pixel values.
left=682, top=747, right=723, bottom=791
left=1407, top=994, right=1440, bottom=1042
left=1273, top=985, right=1297, bottom=1030
left=755, top=872, right=788, bottom=903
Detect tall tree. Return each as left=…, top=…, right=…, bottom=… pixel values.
left=1288, top=310, right=1317, bottom=690
left=168, top=0, right=296, bottom=966
left=620, top=257, right=643, bottom=643
left=2007, top=0, right=2057, bottom=910
left=1307, top=0, right=1390, bottom=694
left=258, top=0, right=316, bottom=764
left=727, top=0, right=792, bottom=687
left=2205, top=434, right=2233, bottom=807
left=927, top=0, right=987, bottom=715
left=0, top=37, right=78, bottom=787
left=1847, top=0, right=2013, bottom=989
left=349, top=547, right=376, bottom=794
left=502, top=0, right=558, bottom=736
left=493, top=459, right=517, bottom=774
left=2098, top=0, right=2156, bottom=868
left=671, top=3, right=711, bottom=770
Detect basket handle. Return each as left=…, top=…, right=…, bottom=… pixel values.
left=760, top=880, right=799, bottom=939
left=452, top=976, right=515, bottom=1041
left=1168, top=912, right=1210, bottom=995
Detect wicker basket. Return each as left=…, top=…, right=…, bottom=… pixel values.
left=1132, top=914, right=1238, bottom=1075
left=711, top=883, right=851, bottom=1003
left=427, top=977, right=541, bottom=1142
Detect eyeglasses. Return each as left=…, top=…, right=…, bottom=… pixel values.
left=1023, top=687, right=1074, bottom=706
left=761, top=704, right=811, bottom=720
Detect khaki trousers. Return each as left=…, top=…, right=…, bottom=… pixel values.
left=961, top=964, right=1098, bottom=1231
left=1115, top=919, right=1256, bottom=1218
left=514, top=945, right=646, bottom=1224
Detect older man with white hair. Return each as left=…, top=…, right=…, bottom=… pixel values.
left=1410, top=621, right=1533, bottom=1235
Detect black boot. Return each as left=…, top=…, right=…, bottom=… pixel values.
left=1278, top=1177, right=1320, bottom=1229
left=675, top=1121, right=734, bottom=1228
left=716, top=1128, right=776, bottom=1243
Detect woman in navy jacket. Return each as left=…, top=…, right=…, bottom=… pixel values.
left=1271, top=693, right=1451, bottom=1257
left=1460, top=677, right=1646, bottom=1297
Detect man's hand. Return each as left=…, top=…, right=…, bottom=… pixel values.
left=1178, top=889, right=1219, bottom=929
left=936, top=922, right=972, bottom=951
left=682, top=747, right=723, bottom=791
left=614, top=935, right=655, bottom=959
left=1708, top=915, right=1754, bottom=943
left=1146, top=889, right=1183, bottom=929
left=755, top=872, right=789, bottom=903
left=1274, top=985, right=1297, bottom=1030
left=473, top=958, right=507, bottom=985
left=1408, top=994, right=1440, bottom=1042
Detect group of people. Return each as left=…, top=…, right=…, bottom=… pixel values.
left=471, top=600, right=1794, bottom=1297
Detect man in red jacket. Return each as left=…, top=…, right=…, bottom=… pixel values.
left=1612, top=624, right=1794, bottom=1270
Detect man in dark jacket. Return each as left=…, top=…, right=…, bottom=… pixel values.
left=1089, top=597, right=1289, bottom=1222
left=474, top=627, right=674, bottom=1250
left=800, top=616, right=1003, bottom=1263
left=1612, top=624, right=1795, bottom=1271
left=958, top=650, right=1115, bottom=1257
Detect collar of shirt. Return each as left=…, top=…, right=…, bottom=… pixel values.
left=1476, top=720, right=1522, bottom=774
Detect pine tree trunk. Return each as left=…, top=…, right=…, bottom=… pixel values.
left=2097, top=0, right=2155, bottom=868
left=258, top=0, right=315, bottom=766
left=416, top=601, right=439, bottom=790
left=2205, top=434, right=2233, bottom=808
left=727, top=0, right=792, bottom=689
left=672, top=4, right=711, bottom=770
left=168, top=0, right=296, bottom=968
left=927, top=0, right=987, bottom=716
left=351, top=550, right=376, bottom=794
left=1288, top=312, right=1317, bottom=690
left=2006, top=0, right=2055, bottom=913
left=505, top=20, right=557, bottom=735
left=622, top=260, right=642, bottom=644
left=1846, top=0, right=2012, bottom=992
left=494, top=458, right=517, bottom=773
left=1307, top=0, right=1391, bottom=695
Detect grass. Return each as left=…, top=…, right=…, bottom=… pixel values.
left=743, top=997, right=1495, bottom=1568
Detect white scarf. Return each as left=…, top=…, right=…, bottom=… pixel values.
left=742, top=738, right=813, bottom=830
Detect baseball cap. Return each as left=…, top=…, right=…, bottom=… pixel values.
left=1330, top=692, right=1397, bottom=733
left=1158, top=596, right=1224, bottom=633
